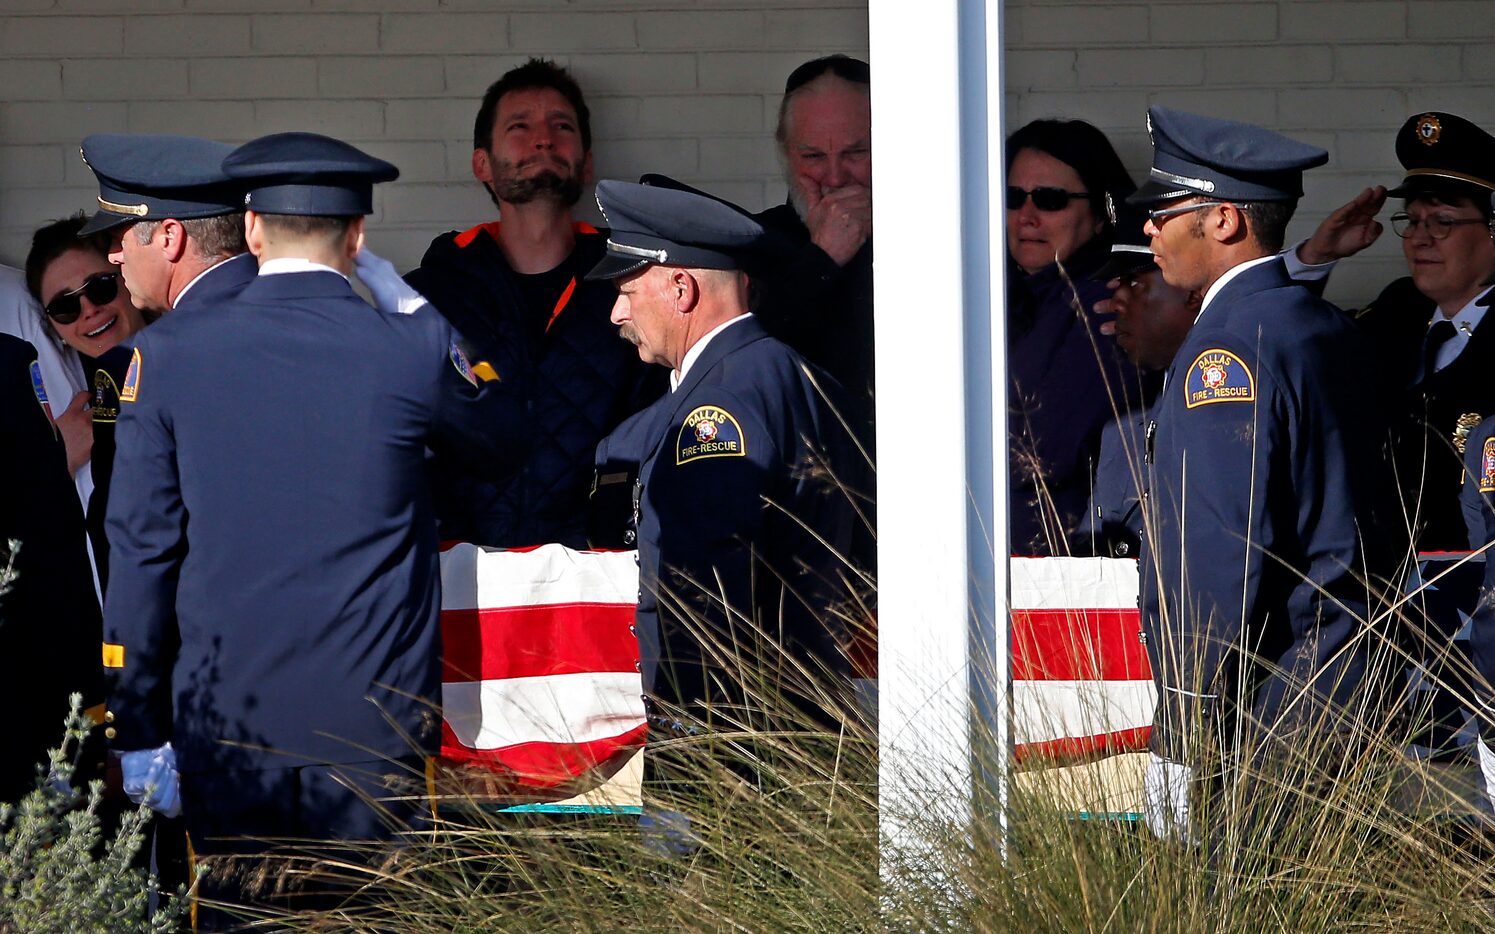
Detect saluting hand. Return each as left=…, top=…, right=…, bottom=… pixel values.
left=1297, top=185, right=1388, bottom=265
left=800, top=177, right=872, bottom=267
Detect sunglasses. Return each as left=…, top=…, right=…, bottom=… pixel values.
left=1006, top=186, right=1092, bottom=212
left=783, top=54, right=870, bottom=94
left=44, top=271, right=119, bottom=325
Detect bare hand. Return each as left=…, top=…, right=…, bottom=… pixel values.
left=801, top=178, right=872, bottom=267
left=1094, top=290, right=1117, bottom=336
left=56, top=390, right=93, bottom=475
left=1298, top=185, right=1387, bottom=265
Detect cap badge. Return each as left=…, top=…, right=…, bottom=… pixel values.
left=1416, top=114, right=1443, bottom=147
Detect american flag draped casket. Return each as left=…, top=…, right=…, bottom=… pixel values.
left=434, top=547, right=1167, bottom=797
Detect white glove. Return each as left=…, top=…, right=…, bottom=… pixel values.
left=1478, top=737, right=1495, bottom=811
left=355, top=247, right=429, bottom=316
left=1142, top=752, right=1191, bottom=842
left=119, top=743, right=183, bottom=818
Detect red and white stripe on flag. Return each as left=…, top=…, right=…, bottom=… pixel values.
left=438, top=543, right=647, bottom=793
left=1011, top=557, right=1154, bottom=766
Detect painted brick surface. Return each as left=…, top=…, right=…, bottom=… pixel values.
left=0, top=0, right=1491, bottom=310
left=1006, top=0, right=1495, bottom=307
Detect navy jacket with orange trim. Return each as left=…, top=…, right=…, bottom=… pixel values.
left=407, top=223, right=665, bottom=548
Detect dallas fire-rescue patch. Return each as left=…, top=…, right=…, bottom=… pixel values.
left=1184, top=347, right=1255, bottom=408
left=676, top=404, right=745, bottom=465
left=93, top=367, right=120, bottom=423
left=1481, top=437, right=1495, bottom=493
left=119, top=347, right=141, bottom=403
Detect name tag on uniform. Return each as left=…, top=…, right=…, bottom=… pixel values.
left=1184, top=348, right=1255, bottom=408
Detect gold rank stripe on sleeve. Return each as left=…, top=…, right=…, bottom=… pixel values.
left=102, top=642, right=125, bottom=668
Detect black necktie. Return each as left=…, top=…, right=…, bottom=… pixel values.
left=1423, top=318, right=1457, bottom=379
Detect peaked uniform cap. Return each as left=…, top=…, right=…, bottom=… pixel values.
left=78, top=134, right=240, bottom=236
left=222, top=132, right=398, bottom=217
left=586, top=179, right=765, bottom=280
left=1128, top=106, right=1328, bottom=206
left=1388, top=111, right=1495, bottom=197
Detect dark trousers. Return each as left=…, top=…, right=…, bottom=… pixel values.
left=183, top=757, right=430, bottom=930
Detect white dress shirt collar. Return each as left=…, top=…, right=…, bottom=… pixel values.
left=257, top=257, right=349, bottom=281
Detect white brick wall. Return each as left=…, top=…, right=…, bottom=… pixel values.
left=1007, top=0, right=1495, bottom=307
left=0, top=1, right=1491, bottom=309
left=0, top=1, right=868, bottom=278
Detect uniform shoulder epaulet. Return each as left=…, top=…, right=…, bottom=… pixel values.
left=454, top=221, right=503, bottom=250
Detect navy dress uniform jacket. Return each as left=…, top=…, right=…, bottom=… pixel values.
left=103, top=270, right=525, bottom=778
left=1140, top=259, right=1400, bottom=764
left=407, top=224, right=665, bottom=548
left=1459, top=415, right=1495, bottom=719
left=1356, top=277, right=1495, bottom=551
left=620, top=316, right=864, bottom=724
left=0, top=335, right=103, bottom=803
left=175, top=252, right=257, bottom=314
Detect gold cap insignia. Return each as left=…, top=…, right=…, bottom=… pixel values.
left=1454, top=412, right=1482, bottom=453
left=1416, top=114, right=1443, bottom=147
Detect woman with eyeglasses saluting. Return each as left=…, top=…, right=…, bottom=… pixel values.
left=1289, top=112, right=1495, bottom=554
left=25, top=212, right=150, bottom=592
left=1005, top=118, right=1150, bottom=557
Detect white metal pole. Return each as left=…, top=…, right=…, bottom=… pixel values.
left=872, top=0, right=1009, bottom=882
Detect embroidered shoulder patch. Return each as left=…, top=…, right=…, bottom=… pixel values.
left=1481, top=437, right=1495, bottom=493
left=93, top=367, right=120, bottom=424
left=28, top=360, right=47, bottom=405
left=1184, top=348, right=1255, bottom=408
left=119, top=347, right=141, bottom=403
left=676, top=405, right=746, bottom=465
left=449, top=342, right=477, bottom=387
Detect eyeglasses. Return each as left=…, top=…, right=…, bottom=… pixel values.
left=1145, top=200, right=1229, bottom=225
left=44, top=271, right=119, bottom=325
left=1006, top=186, right=1092, bottom=212
left=1390, top=212, right=1489, bottom=240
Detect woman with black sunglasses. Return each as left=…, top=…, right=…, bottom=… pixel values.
left=25, top=212, right=149, bottom=592
left=1005, top=118, right=1151, bottom=557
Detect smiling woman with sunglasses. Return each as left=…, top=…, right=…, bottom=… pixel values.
left=25, top=212, right=149, bottom=591
left=1003, top=118, right=1151, bottom=556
